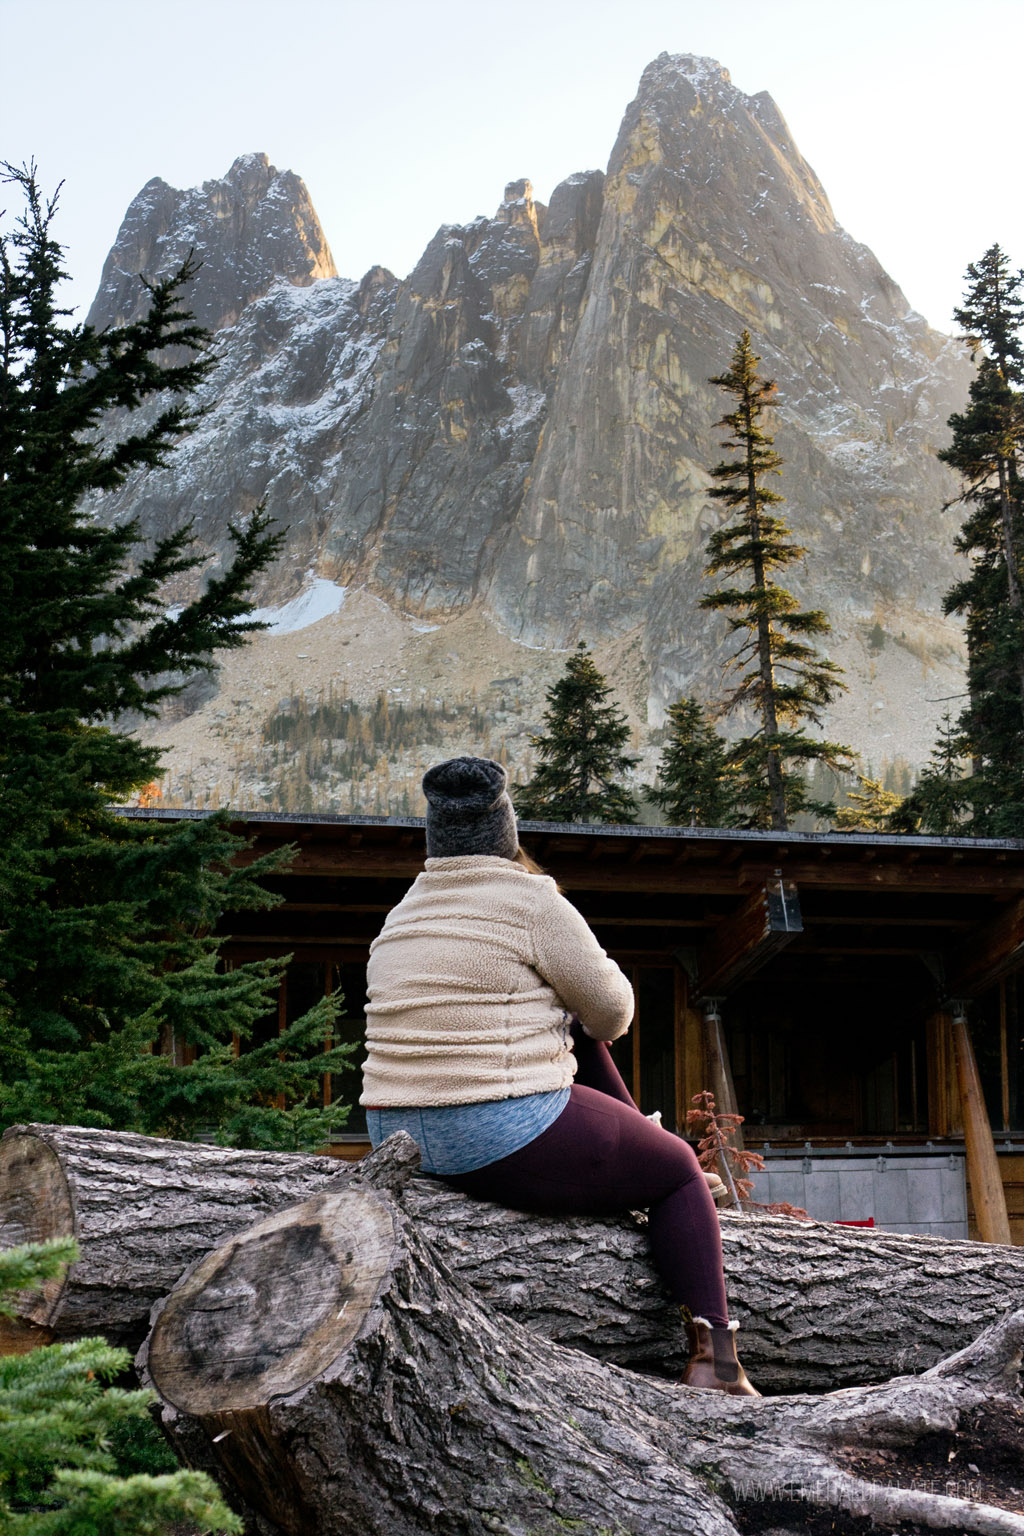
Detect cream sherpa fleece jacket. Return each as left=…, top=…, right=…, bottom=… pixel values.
left=360, top=856, right=634, bottom=1107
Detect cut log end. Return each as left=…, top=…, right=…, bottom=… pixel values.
left=0, top=1123, right=350, bottom=1351
left=147, top=1188, right=397, bottom=1416
left=0, top=1131, right=74, bottom=1330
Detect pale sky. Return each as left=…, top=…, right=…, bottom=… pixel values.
left=1, top=0, right=1020, bottom=335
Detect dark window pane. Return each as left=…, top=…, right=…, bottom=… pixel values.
left=725, top=963, right=928, bottom=1139
left=286, top=962, right=325, bottom=1029
left=638, top=968, right=676, bottom=1128
left=969, top=982, right=1017, bottom=1134
left=331, top=962, right=369, bottom=1134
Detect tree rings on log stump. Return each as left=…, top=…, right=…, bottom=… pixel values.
left=0, top=1132, right=73, bottom=1352
left=148, top=1188, right=395, bottom=1415
left=0, top=1123, right=348, bottom=1353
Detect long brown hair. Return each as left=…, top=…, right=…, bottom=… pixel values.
left=513, top=845, right=563, bottom=891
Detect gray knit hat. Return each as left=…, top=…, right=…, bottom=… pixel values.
left=422, top=756, right=519, bottom=860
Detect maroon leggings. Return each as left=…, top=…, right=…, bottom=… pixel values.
left=444, top=1022, right=730, bottom=1326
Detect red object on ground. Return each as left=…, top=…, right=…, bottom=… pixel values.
left=834, top=1218, right=875, bottom=1227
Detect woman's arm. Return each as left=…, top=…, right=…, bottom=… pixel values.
left=531, top=883, right=634, bottom=1041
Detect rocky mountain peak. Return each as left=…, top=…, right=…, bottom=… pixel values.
left=614, top=51, right=835, bottom=236
left=641, top=51, right=734, bottom=93
left=86, top=153, right=336, bottom=335
left=90, top=57, right=976, bottom=810
left=498, top=179, right=539, bottom=229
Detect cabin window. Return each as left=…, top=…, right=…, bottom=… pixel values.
left=609, top=964, right=680, bottom=1130
left=969, top=976, right=1024, bottom=1135
left=724, top=959, right=929, bottom=1140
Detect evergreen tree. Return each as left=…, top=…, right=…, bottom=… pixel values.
left=515, top=643, right=639, bottom=823
left=0, top=164, right=352, bottom=1143
left=833, top=774, right=903, bottom=833
left=700, top=331, right=853, bottom=829
left=650, top=696, right=741, bottom=827
left=0, top=1238, right=241, bottom=1535
left=888, top=712, right=973, bottom=835
left=936, top=245, right=1024, bottom=834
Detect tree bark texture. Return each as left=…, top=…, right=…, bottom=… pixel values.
left=404, top=1170, right=1024, bottom=1393
left=0, top=1123, right=344, bottom=1350
left=4, top=1126, right=1024, bottom=1395
left=137, top=1149, right=1024, bottom=1536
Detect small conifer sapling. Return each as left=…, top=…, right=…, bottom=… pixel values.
left=833, top=775, right=903, bottom=833
left=650, top=696, right=740, bottom=827
left=0, top=1239, right=241, bottom=1534
left=515, top=643, right=640, bottom=824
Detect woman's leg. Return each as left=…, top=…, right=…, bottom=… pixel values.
left=570, top=1017, right=640, bottom=1109
left=447, top=1085, right=729, bottom=1327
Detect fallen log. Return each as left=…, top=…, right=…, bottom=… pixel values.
left=137, top=1148, right=1024, bottom=1536
left=0, top=1123, right=343, bottom=1351
left=406, top=1165, right=1024, bottom=1391
left=4, top=1123, right=1024, bottom=1393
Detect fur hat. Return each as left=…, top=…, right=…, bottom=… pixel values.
left=422, top=756, right=519, bottom=860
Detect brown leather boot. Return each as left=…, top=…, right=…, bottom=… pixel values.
left=681, top=1315, right=760, bottom=1396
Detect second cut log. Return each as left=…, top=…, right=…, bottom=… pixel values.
left=4, top=1124, right=1024, bottom=1394
left=137, top=1172, right=1024, bottom=1536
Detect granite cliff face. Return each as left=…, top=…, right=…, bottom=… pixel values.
left=88, top=56, right=973, bottom=811
left=487, top=57, right=968, bottom=722
left=87, top=153, right=336, bottom=333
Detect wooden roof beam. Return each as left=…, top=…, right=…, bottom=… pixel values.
left=696, top=878, right=803, bottom=997
left=946, top=894, right=1024, bottom=997
left=737, top=858, right=1024, bottom=894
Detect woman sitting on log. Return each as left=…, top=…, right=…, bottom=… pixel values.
left=361, top=755, right=758, bottom=1396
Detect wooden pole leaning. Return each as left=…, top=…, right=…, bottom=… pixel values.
left=950, top=1005, right=1013, bottom=1246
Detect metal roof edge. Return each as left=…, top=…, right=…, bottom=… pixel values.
left=111, top=807, right=1024, bottom=854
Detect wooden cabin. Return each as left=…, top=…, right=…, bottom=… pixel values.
left=132, top=811, right=1024, bottom=1244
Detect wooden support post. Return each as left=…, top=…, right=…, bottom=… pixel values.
left=702, top=1000, right=745, bottom=1174
left=950, top=1005, right=1012, bottom=1246
left=673, top=968, right=686, bottom=1136
left=1000, top=981, right=1011, bottom=1133
left=677, top=972, right=706, bottom=1134
left=631, top=965, right=641, bottom=1110
left=926, top=1010, right=961, bottom=1138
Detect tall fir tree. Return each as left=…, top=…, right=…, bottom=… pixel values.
left=0, top=164, right=353, bottom=1143
left=515, top=643, right=639, bottom=823
left=935, top=245, right=1024, bottom=834
left=888, top=711, right=973, bottom=835
left=700, top=331, right=853, bottom=830
left=650, top=696, right=741, bottom=827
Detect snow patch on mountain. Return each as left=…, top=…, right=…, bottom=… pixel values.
left=249, top=577, right=347, bottom=634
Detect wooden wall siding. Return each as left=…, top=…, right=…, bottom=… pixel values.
left=926, top=1013, right=962, bottom=1138
left=967, top=1155, right=1024, bottom=1245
